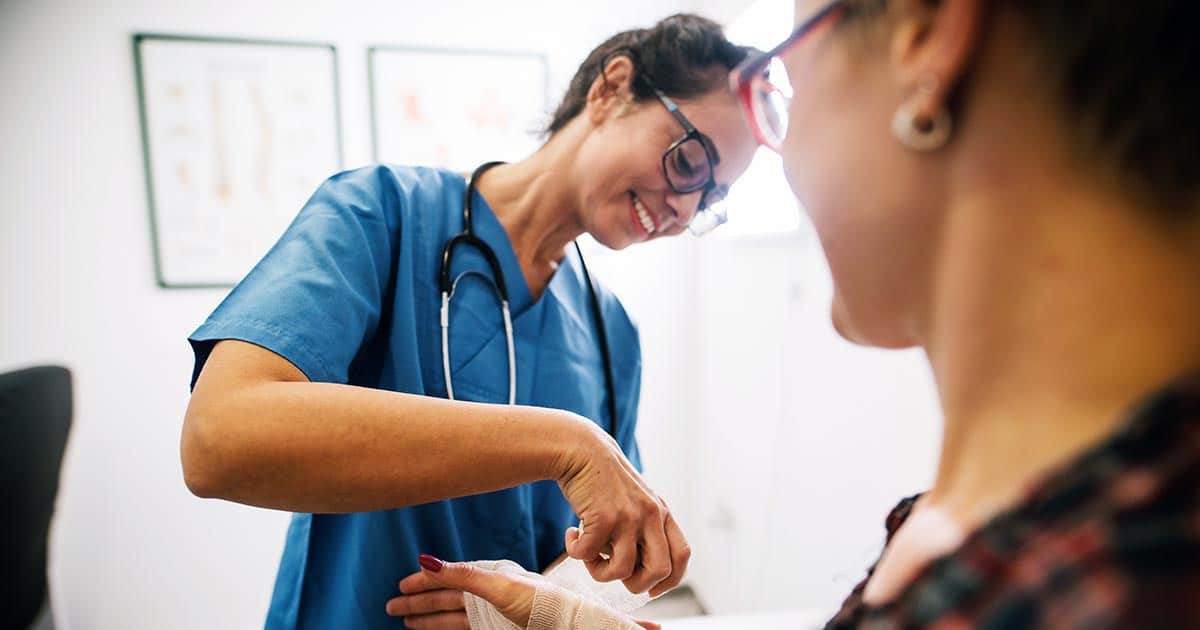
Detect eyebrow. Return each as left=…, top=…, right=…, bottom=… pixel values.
left=659, top=95, right=723, bottom=166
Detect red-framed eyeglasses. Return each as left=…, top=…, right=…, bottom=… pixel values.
left=729, top=0, right=850, bottom=152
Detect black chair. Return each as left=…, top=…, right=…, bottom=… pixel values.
left=0, top=366, right=72, bottom=630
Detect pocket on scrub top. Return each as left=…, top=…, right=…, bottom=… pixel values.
left=441, top=298, right=518, bottom=406
left=453, top=485, right=534, bottom=547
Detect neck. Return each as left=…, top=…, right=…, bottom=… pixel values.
left=474, top=132, right=587, bottom=300
left=921, top=122, right=1200, bottom=528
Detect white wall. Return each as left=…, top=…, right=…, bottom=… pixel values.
left=2, top=0, right=942, bottom=626
left=0, top=1, right=730, bottom=628
left=661, top=0, right=945, bottom=613
left=679, top=225, right=941, bottom=617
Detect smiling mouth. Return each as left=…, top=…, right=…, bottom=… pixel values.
left=631, top=192, right=657, bottom=236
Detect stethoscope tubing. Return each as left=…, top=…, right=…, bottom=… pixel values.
left=439, top=161, right=619, bottom=438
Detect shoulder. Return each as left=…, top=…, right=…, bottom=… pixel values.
left=885, top=494, right=923, bottom=540
left=998, top=507, right=1200, bottom=627
left=319, top=164, right=464, bottom=210
left=308, top=164, right=466, bottom=236
left=981, top=459, right=1200, bottom=625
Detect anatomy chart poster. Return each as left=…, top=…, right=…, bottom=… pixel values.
left=135, top=35, right=342, bottom=287
left=369, top=47, right=547, bottom=174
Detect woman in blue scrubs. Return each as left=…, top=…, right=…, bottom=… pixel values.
left=181, top=14, right=759, bottom=630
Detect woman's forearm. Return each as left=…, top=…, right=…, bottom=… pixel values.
left=182, top=343, right=592, bottom=513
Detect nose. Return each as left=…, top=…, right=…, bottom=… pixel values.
left=665, top=189, right=704, bottom=226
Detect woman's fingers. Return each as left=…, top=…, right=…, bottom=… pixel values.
left=566, top=501, right=684, bottom=593
left=624, top=510, right=672, bottom=593
left=584, top=530, right=638, bottom=582
left=415, top=555, right=537, bottom=627
left=385, top=589, right=465, bottom=616
left=569, top=502, right=678, bottom=594
left=565, top=513, right=617, bottom=563
left=396, top=610, right=470, bottom=630
left=635, top=621, right=663, bottom=630
left=648, top=512, right=691, bottom=598
left=564, top=525, right=582, bottom=552
left=416, top=555, right=505, bottom=602
left=557, top=423, right=690, bottom=594
left=398, top=570, right=442, bottom=594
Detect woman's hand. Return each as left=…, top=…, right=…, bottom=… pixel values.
left=398, top=555, right=661, bottom=630
left=386, top=566, right=469, bottom=629
left=556, top=421, right=691, bottom=597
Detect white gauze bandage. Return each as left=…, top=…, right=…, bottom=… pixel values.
left=462, top=558, right=654, bottom=630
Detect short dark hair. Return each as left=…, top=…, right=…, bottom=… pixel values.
left=849, top=1, right=1200, bottom=210
left=1010, top=1, right=1200, bottom=211
left=544, top=14, right=755, bottom=137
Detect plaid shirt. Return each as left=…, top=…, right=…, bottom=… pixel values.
left=827, top=374, right=1200, bottom=629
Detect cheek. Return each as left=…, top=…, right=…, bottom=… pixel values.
left=578, top=124, right=663, bottom=202
left=814, top=194, right=938, bottom=348
left=781, top=42, right=906, bottom=221
left=780, top=73, right=866, bottom=228
left=572, top=136, right=666, bottom=249
left=780, top=74, right=934, bottom=347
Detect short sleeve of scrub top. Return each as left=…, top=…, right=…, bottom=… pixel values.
left=188, top=165, right=643, bottom=630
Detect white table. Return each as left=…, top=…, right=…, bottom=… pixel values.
left=662, top=610, right=829, bottom=629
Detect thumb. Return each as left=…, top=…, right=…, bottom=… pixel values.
left=564, top=526, right=582, bottom=553
left=565, top=524, right=615, bottom=561
left=417, top=554, right=506, bottom=602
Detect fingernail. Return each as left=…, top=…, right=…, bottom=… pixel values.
left=418, top=553, right=445, bottom=573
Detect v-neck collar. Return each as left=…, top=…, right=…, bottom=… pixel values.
left=466, top=181, right=581, bottom=319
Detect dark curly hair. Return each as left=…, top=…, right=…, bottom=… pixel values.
left=544, top=14, right=756, bottom=137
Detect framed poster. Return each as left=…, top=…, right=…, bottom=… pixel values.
left=133, top=34, right=343, bottom=288
left=368, top=46, right=548, bottom=173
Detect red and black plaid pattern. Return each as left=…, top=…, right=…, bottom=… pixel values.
left=827, top=374, right=1200, bottom=629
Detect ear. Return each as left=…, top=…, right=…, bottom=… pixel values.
left=584, top=55, right=637, bottom=126
left=889, top=0, right=986, bottom=117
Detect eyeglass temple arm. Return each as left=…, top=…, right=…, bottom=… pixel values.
left=734, top=0, right=849, bottom=89
left=651, top=87, right=699, bottom=135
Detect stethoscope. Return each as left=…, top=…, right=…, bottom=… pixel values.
left=438, top=161, right=620, bottom=439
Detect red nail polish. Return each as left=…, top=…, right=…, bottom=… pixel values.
left=418, top=553, right=445, bottom=572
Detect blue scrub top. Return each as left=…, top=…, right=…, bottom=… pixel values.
left=188, top=165, right=643, bottom=629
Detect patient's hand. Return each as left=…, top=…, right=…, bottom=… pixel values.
left=390, top=554, right=661, bottom=630
left=386, top=561, right=469, bottom=629
left=388, top=552, right=573, bottom=628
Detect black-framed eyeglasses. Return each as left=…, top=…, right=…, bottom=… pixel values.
left=730, top=0, right=849, bottom=152
left=638, top=74, right=730, bottom=235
